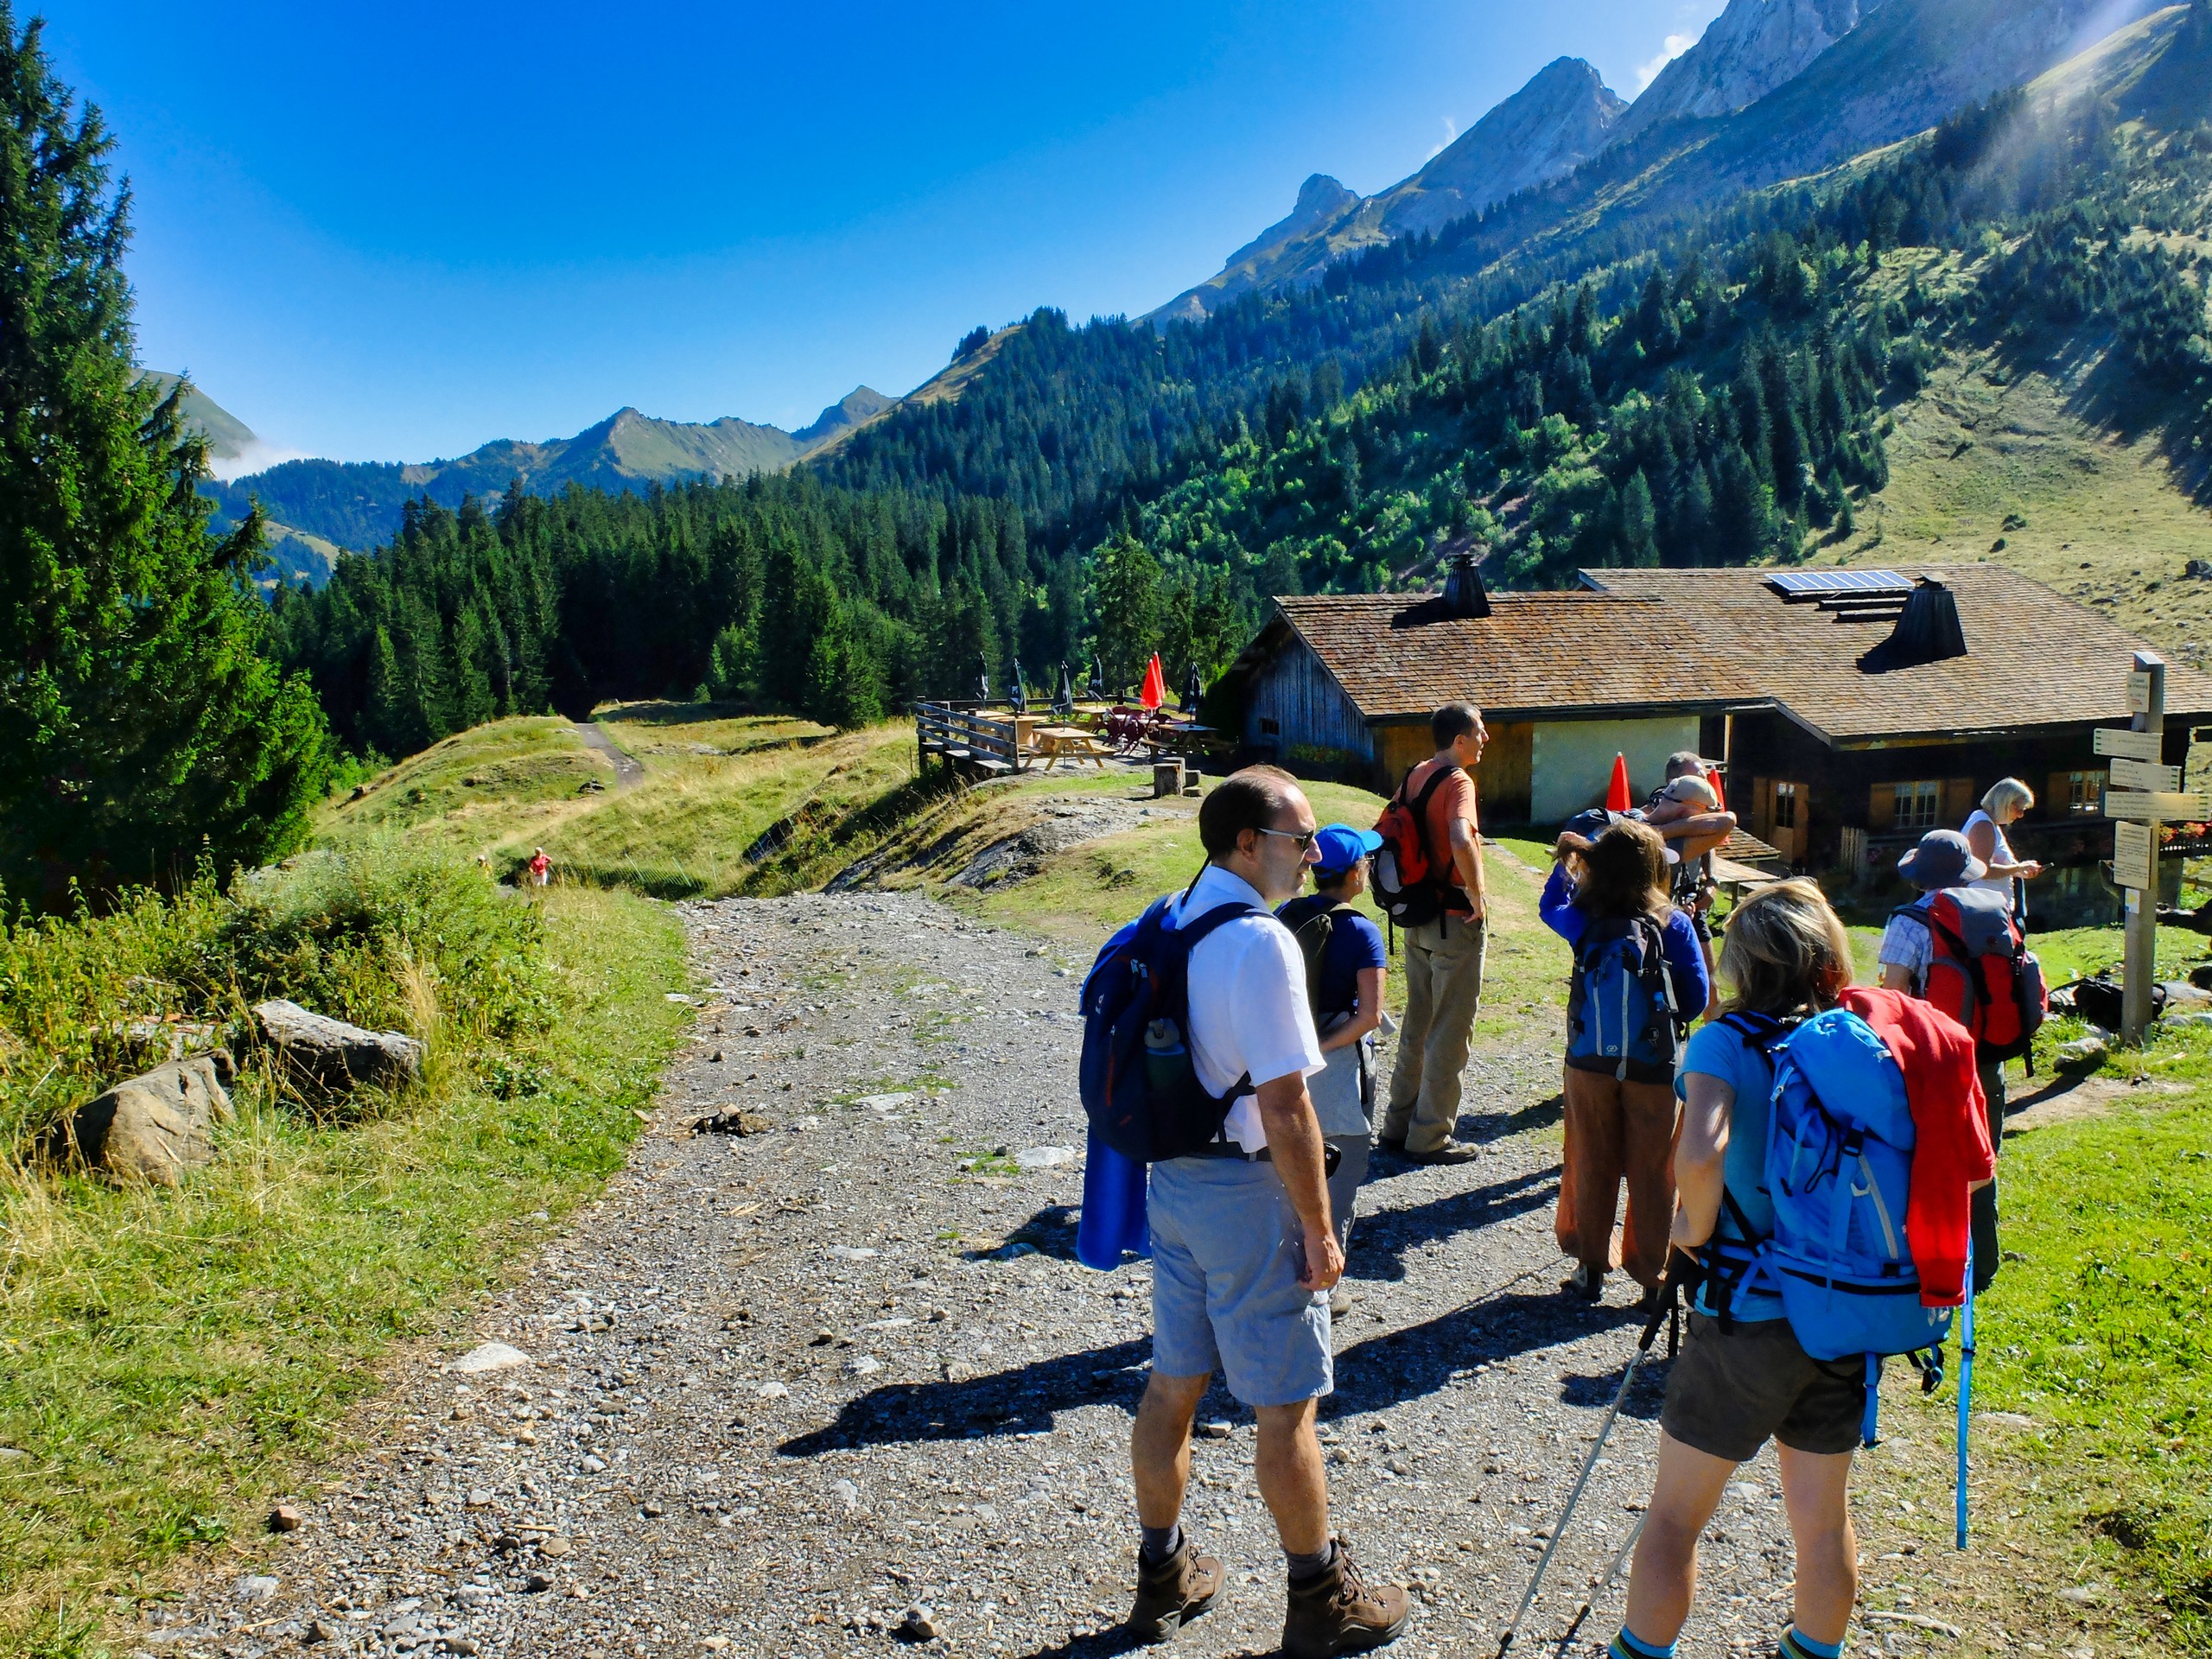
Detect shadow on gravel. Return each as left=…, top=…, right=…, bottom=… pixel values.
left=778, top=1339, right=1150, bottom=1456
left=1323, top=1293, right=1646, bottom=1419
left=1347, top=1167, right=1558, bottom=1283
left=1559, top=1353, right=1674, bottom=1421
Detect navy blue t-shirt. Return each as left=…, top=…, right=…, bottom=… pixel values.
left=1275, top=895, right=1388, bottom=1024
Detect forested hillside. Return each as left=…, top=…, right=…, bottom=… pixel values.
left=270, top=5, right=2212, bottom=770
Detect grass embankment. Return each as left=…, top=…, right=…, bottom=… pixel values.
left=0, top=851, right=688, bottom=1653
left=320, top=706, right=923, bottom=898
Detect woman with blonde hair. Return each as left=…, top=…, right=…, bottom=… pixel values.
left=1539, top=817, right=1707, bottom=1306
left=1609, top=880, right=1861, bottom=1659
left=1963, top=778, right=2041, bottom=918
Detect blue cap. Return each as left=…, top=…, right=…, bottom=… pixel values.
left=1313, top=823, right=1385, bottom=877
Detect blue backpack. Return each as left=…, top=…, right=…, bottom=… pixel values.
left=1079, top=893, right=1258, bottom=1162
left=1712, top=1009, right=1953, bottom=1445
left=1565, top=915, right=1686, bottom=1084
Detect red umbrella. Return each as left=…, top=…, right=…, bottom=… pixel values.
left=1707, top=763, right=1727, bottom=811
left=1139, top=653, right=1167, bottom=711
left=1605, top=753, right=1632, bottom=812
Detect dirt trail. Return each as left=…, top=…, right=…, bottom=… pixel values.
left=148, top=896, right=1881, bottom=1659
left=574, top=722, right=645, bottom=791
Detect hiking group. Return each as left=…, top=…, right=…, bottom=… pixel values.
left=1077, top=702, right=2041, bottom=1659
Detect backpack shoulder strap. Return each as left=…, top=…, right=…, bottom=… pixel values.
left=1719, top=1010, right=1790, bottom=1053
left=1176, top=901, right=1262, bottom=950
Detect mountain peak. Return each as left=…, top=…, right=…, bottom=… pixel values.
left=1618, top=0, right=1886, bottom=143
left=794, top=385, right=894, bottom=446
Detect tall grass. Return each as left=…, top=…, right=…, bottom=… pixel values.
left=0, top=847, right=687, bottom=1649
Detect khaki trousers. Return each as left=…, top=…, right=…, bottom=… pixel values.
left=1382, top=913, right=1487, bottom=1155
left=1555, top=1065, right=1680, bottom=1289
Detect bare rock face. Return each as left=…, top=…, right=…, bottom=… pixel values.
left=252, top=1000, right=425, bottom=1093
left=68, top=1052, right=236, bottom=1185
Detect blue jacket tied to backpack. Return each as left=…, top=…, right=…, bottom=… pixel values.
left=1713, top=1007, right=1955, bottom=1444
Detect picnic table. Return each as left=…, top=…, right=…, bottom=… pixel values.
left=1031, top=725, right=1113, bottom=769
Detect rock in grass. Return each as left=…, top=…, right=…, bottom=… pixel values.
left=65, top=1052, right=235, bottom=1185
left=2053, top=1034, right=2108, bottom=1067
left=253, top=999, right=424, bottom=1093
left=269, top=1502, right=305, bottom=1532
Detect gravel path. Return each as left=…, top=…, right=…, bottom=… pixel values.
left=145, top=893, right=1857, bottom=1659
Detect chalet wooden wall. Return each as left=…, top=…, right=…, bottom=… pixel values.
left=1243, top=641, right=1374, bottom=775
left=1373, top=720, right=1532, bottom=819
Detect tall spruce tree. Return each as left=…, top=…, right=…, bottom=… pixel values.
left=0, top=10, right=327, bottom=905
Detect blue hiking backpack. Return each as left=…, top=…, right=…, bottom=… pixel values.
left=1710, top=1009, right=1953, bottom=1445
left=1565, top=915, right=1687, bottom=1084
left=1079, top=893, right=1259, bottom=1162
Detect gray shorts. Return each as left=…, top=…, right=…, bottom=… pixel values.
left=1660, top=1314, right=1866, bottom=1462
left=1148, top=1156, right=1332, bottom=1408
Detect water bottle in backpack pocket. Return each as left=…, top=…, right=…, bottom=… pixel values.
left=1565, top=915, right=1686, bottom=1084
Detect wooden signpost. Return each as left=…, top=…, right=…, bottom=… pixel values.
left=2111, top=652, right=2166, bottom=1044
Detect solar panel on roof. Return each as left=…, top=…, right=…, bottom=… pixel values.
left=1766, top=569, right=1911, bottom=596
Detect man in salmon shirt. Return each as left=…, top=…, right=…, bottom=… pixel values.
left=1377, top=703, right=1489, bottom=1166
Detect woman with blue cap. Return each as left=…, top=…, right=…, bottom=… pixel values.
left=1276, top=823, right=1390, bottom=1316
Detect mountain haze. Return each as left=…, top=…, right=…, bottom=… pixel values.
left=210, top=385, right=890, bottom=564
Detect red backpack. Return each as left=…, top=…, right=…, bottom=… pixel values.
left=1896, top=887, right=2048, bottom=1063
left=1372, top=762, right=1461, bottom=929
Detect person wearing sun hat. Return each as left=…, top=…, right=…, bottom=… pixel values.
left=1276, top=823, right=1390, bottom=1317
left=1878, top=826, right=2005, bottom=1292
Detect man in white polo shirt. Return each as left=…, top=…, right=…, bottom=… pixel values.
left=1127, top=766, right=1409, bottom=1659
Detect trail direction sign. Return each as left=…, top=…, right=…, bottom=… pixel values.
left=2109, top=756, right=2183, bottom=792
left=2129, top=671, right=2155, bottom=713
left=2094, top=727, right=2163, bottom=762
left=2113, top=822, right=2153, bottom=891
left=2103, top=790, right=2206, bottom=821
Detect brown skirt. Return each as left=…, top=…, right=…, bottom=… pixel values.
left=1554, top=1065, right=1681, bottom=1288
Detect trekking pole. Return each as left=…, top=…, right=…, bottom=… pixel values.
left=1955, top=1241, right=1976, bottom=1551
left=1554, top=1511, right=1648, bottom=1651
left=1496, top=1281, right=1676, bottom=1656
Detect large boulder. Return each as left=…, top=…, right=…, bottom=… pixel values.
left=68, top=1052, right=236, bottom=1185
left=253, top=1000, right=425, bottom=1093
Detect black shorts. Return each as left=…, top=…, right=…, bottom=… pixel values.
left=1660, top=1314, right=1866, bottom=1462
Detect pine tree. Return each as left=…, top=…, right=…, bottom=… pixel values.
left=0, top=10, right=327, bottom=903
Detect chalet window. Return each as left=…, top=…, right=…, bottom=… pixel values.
left=2064, top=770, right=2105, bottom=814
left=1893, top=779, right=1941, bottom=832
left=1773, top=781, right=1798, bottom=830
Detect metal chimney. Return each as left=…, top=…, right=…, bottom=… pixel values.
left=1859, top=577, right=1967, bottom=672
left=1443, top=553, right=1492, bottom=620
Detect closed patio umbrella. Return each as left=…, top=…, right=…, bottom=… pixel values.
left=1010, top=658, right=1028, bottom=715
left=1180, top=664, right=1203, bottom=715
left=1053, top=662, right=1075, bottom=717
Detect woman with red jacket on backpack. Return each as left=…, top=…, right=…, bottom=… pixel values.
left=1540, top=817, right=1707, bottom=1307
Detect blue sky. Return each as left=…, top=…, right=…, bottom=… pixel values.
left=39, top=0, right=1725, bottom=467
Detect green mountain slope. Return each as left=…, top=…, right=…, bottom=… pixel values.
left=136, top=371, right=259, bottom=469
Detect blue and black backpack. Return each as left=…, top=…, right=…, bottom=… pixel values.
left=1709, top=1009, right=1954, bottom=1444
left=1079, top=893, right=1259, bottom=1162
left=1565, top=914, right=1687, bottom=1084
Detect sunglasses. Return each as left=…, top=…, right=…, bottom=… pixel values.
left=1256, top=827, right=1321, bottom=852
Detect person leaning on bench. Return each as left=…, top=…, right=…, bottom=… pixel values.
left=1127, top=766, right=1409, bottom=1658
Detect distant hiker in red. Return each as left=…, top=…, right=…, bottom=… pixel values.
left=528, top=848, right=552, bottom=888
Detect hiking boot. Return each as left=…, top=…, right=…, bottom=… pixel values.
left=1566, top=1262, right=1605, bottom=1303
left=1375, top=1135, right=1408, bottom=1157
left=1281, top=1540, right=1409, bottom=1659
left=1407, top=1141, right=1478, bottom=1166
left=1128, top=1534, right=1223, bottom=1642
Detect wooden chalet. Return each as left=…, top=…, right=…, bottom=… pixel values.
left=1220, top=563, right=2212, bottom=924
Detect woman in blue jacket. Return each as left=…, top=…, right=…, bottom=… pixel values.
left=1541, top=817, right=1709, bottom=1306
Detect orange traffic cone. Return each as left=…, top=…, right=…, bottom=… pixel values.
left=1139, top=653, right=1167, bottom=711
left=1605, top=753, right=1633, bottom=812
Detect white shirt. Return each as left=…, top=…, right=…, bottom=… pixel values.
left=1169, top=864, right=1325, bottom=1154
left=1962, top=810, right=2015, bottom=905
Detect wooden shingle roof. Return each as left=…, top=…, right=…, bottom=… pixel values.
left=1259, top=566, right=2212, bottom=744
